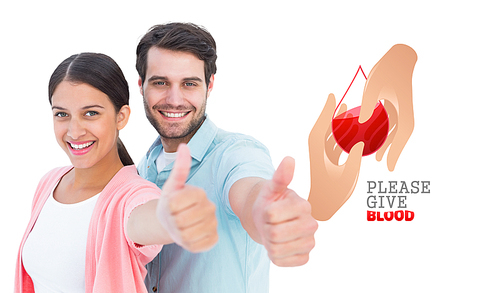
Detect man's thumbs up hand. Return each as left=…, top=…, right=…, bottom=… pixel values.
left=259, top=156, right=295, bottom=202
left=252, top=157, right=318, bottom=266
left=157, top=143, right=218, bottom=253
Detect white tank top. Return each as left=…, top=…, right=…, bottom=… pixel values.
left=22, top=186, right=100, bottom=293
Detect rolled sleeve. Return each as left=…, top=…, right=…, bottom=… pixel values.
left=217, top=139, right=275, bottom=216
left=123, top=184, right=163, bottom=264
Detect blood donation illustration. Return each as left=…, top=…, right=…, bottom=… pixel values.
left=308, top=44, right=418, bottom=221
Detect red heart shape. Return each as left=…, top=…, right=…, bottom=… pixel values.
left=331, top=102, right=389, bottom=156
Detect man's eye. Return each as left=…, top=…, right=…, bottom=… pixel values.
left=85, top=111, right=99, bottom=117
left=185, top=82, right=196, bottom=87
left=154, top=81, right=166, bottom=86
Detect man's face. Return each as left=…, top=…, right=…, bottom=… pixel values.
left=140, top=47, right=213, bottom=151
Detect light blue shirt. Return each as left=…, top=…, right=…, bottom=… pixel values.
left=138, top=117, right=275, bottom=293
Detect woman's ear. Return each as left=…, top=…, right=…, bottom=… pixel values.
left=117, top=105, right=131, bottom=131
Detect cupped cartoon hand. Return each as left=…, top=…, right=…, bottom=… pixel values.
left=307, top=93, right=364, bottom=221
left=157, top=144, right=218, bottom=252
left=359, top=44, right=418, bottom=171
left=252, top=157, right=318, bottom=267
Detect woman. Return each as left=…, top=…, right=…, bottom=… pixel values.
left=14, top=53, right=217, bottom=292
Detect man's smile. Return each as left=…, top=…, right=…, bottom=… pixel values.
left=159, top=111, right=190, bottom=118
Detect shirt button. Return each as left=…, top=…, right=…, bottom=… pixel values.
left=152, top=287, right=158, bottom=292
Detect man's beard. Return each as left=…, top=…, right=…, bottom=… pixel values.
left=144, top=98, right=207, bottom=140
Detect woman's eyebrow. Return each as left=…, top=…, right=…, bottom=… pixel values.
left=51, top=105, right=105, bottom=110
left=81, top=105, right=105, bottom=110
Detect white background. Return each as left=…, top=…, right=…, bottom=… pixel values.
left=1, top=0, right=499, bottom=292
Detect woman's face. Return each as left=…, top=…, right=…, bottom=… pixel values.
left=51, top=81, right=129, bottom=169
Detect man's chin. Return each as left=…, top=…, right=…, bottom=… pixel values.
left=161, top=133, right=190, bottom=140
left=150, top=113, right=206, bottom=141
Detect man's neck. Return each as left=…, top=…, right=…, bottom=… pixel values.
left=161, top=136, right=191, bottom=153
left=160, top=117, right=205, bottom=153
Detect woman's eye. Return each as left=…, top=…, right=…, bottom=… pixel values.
left=85, top=111, right=99, bottom=117
left=54, top=112, right=68, bottom=118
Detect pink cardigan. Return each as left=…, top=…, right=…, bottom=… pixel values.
left=15, top=165, right=162, bottom=293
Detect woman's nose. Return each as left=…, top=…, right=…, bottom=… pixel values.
left=67, top=118, right=86, bottom=139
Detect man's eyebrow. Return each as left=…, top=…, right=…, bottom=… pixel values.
left=183, top=77, right=203, bottom=82
left=147, top=75, right=203, bottom=83
left=147, top=75, right=167, bottom=82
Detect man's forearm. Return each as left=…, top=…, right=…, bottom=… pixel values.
left=229, top=177, right=267, bottom=244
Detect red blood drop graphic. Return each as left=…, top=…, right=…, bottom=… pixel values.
left=331, top=102, right=389, bottom=156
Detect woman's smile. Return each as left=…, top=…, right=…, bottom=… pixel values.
left=67, top=140, right=96, bottom=155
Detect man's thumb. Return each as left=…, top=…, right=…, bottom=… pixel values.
left=162, top=143, right=192, bottom=194
left=263, top=156, right=295, bottom=201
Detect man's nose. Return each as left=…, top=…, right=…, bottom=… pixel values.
left=164, top=85, right=184, bottom=105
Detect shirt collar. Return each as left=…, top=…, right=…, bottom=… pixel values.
left=187, top=116, right=217, bottom=162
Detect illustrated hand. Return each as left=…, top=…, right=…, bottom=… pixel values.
left=252, top=157, right=318, bottom=267
left=359, top=44, right=418, bottom=171
left=157, top=143, right=218, bottom=253
left=307, top=93, right=364, bottom=221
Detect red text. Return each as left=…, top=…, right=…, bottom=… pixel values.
left=367, top=210, right=414, bottom=221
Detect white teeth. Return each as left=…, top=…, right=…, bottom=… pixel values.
left=161, top=112, right=188, bottom=118
left=70, top=141, right=94, bottom=150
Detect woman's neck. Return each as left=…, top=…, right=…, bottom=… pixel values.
left=55, top=149, right=125, bottom=204
left=72, top=158, right=124, bottom=190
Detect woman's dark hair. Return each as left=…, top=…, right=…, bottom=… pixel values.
left=48, top=52, right=134, bottom=166
left=136, top=22, right=217, bottom=87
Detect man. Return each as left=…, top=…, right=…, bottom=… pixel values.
left=135, top=22, right=318, bottom=293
